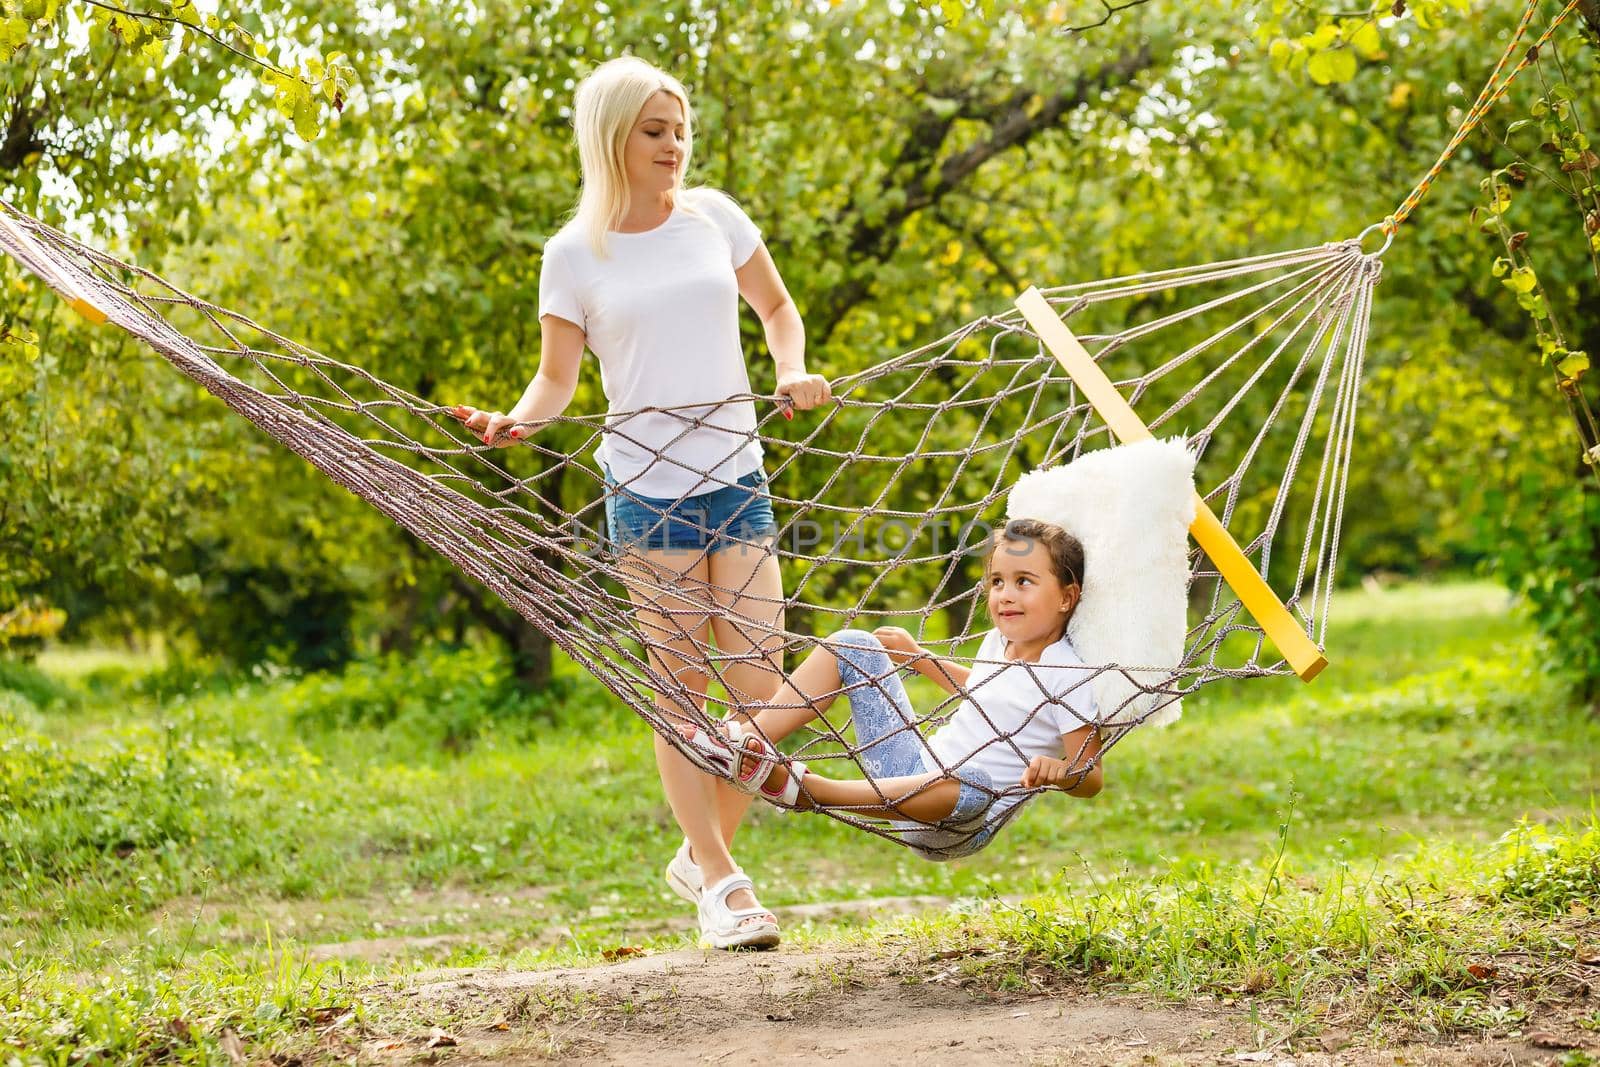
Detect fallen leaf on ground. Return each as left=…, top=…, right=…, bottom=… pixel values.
left=425, top=1027, right=457, bottom=1049
left=930, top=947, right=985, bottom=960
left=1466, top=963, right=1496, bottom=980
left=1318, top=1028, right=1351, bottom=1052
left=1528, top=1031, right=1579, bottom=1049
left=220, top=1030, right=246, bottom=1065
left=765, top=1011, right=795, bottom=1022
left=601, top=945, right=645, bottom=961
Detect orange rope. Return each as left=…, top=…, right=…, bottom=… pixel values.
left=1381, top=0, right=1585, bottom=237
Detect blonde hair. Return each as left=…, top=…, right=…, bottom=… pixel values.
left=571, top=56, right=696, bottom=258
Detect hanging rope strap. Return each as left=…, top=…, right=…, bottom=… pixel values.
left=1384, top=0, right=1586, bottom=236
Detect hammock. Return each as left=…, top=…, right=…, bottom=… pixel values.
left=0, top=0, right=1583, bottom=854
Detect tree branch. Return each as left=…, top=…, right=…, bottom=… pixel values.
left=1580, top=0, right=1600, bottom=39
left=915, top=0, right=1153, bottom=35
left=931, top=203, right=1022, bottom=290
left=1055, top=0, right=1155, bottom=35
left=0, top=82, right=44, bottom=172
left=72, top=0, right=298, bottom=82
left=810, top=44, right=1154, bottom=344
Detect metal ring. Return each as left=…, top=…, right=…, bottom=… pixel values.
left=1355, top=219, right=1396, bottom=257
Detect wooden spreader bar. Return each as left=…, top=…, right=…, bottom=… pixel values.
left=1015, top=286, right=1328, bottom=682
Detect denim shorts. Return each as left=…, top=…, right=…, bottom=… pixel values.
left=829, top=629, right=999, bottom=860
left=603, top=466, right=778, bottom=555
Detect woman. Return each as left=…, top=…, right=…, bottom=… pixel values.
left=456, top=56, right=830, bottom=950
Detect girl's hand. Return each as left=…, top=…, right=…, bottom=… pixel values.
left=776, top=372, right=833, bottom=411
left=872, top=626, right=923, bottom=666
left=1023, top=755, right=1084, bottom=790
left=452, top=405, right=525, bottom=448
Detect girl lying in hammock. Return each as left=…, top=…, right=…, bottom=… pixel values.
left=681, top=516, right=1104, bottom=860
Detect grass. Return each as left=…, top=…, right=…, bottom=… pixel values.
left=896, top=813, right=1598, bottom=1035
left=1, top=579, right=1597, bottom=1062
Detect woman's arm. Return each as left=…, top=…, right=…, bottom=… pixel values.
left=456, top=314, right=586, bottom=445
left=735, top=245, right=831, bottom=410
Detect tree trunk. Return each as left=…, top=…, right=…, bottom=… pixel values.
left=449, top=569, right=557, bottom=692
left=510, top=619, right=554, bottom=690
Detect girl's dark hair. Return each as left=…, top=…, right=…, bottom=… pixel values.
left=985, top=518, right=1086, bottom=635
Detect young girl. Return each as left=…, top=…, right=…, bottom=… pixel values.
left=454, top=57, right=832, bottom=949
left=684, top=517, right=1105, bottom=859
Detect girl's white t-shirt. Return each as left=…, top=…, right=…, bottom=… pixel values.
left=538, top=188, right=765, bottom=499
left=924, top=629, right=1097, bottom=816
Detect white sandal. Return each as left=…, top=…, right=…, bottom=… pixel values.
left=698, top=872, right=780, bottom=951
left=678, top=720, right=778, bottom=796
left=759, top=759, right=810, bottom=810
left=664, top=838, right=701, bottom=903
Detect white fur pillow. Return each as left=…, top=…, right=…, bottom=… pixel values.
left=1005, top=436, right=1196, bottom=727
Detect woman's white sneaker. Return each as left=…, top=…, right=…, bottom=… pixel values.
left=664, top=838, right=702, bottom=903
left=698, top=872, right=779, bottom=950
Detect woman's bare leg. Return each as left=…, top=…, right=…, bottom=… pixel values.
left=703, top=539, right=785, bottom=847
left=617, top=546, right=768, bottom=923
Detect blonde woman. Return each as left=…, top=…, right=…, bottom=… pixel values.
left=456, top=56, right=830, bottom=949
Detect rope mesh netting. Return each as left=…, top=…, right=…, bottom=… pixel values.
left=2, top=0, right=1589, bottom=855
left=0, top=199, right=1386, bottom=851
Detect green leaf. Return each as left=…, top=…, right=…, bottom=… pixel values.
left=1345, top=20, right=1382, bottom=59
left=1491, top=257, right=1511, bottom=278
left=293, top=91, right=321, bottom=142
left=1304, top=24, right=1339, bottom=50
left=1, top=16, right=30, bottom=60
left=1307, top=48, right=1357, bottom=85
left=1557, top=351, right=1589, bottom=379
left=1503, top=267, right=1537, bottom=294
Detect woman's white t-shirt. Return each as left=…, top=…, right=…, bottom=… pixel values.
left=924, top=629, right=1097, bottom=819
left=538, top=188, right=765, bottom=500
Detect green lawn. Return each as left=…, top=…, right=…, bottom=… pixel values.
left=2, top=580, right=1597, bottom=1061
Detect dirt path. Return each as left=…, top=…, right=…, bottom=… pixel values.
left=359, top=943, right=1595, bottom=1066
